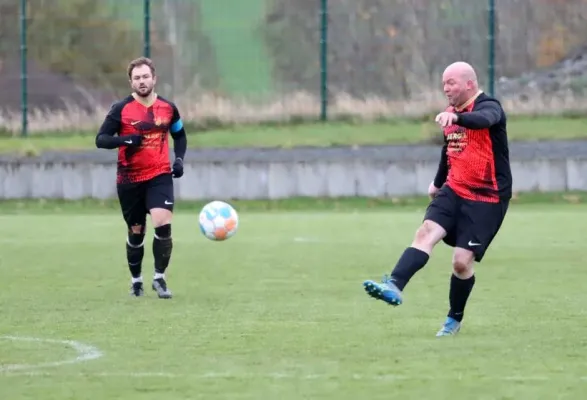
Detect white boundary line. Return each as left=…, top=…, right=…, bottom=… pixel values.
left=3, top=370, right=587, bottom=382
left=0, top=336, right=103, bottom=372
left=1, top=336, right=585, bottom=383
left=293, top=237, right=319, bottom=243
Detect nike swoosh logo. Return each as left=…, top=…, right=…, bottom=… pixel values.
left=164, top=200, right=173, bottom=205
left=124, top=140, right=133, bottom=144
left=130, top=121, right=141, bottom=125
left=468, top=241, right=481, bottom=246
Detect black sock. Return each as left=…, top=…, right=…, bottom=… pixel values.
left=126, top=233, right=145, bottom=279
left=390, top=247, right=430, bottom=291
left=448, top=274, right=476, bottom=322
left=153, top=224, right=173, bottom=275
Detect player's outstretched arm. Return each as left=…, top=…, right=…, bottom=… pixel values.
left=455, top=100, right=502, bottom=129
left=169, top=106, right=187, bottom=178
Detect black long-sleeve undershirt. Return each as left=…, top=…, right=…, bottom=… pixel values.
left=455, top=100, right=502, bottom=130
left=95, top=107, right=126, bottom=149
left=171, top=128, right=187, bottom=161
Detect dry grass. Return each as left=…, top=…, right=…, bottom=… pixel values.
left=1, top=89, right=586, bottom=135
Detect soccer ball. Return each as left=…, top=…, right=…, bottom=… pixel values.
left=198, top=200, right=239, bottom=241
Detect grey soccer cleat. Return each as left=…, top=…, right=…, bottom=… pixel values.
left=152, top=278, right=172, bottom=299
left=436, top=317, right=461, bottom=337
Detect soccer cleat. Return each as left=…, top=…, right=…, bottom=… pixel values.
left=363, top=275, right=403, bottom=306
left=152, top=278, right=172, bottom=299
left=436, top=317, right=461, bottom=337
left=130, top=281, right=144, bottom=297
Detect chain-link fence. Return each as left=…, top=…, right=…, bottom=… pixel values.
left=2, top=0, right=587, bottom=134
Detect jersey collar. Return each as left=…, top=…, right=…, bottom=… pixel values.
left=132, top=92, right=158, bottom=108
left=455, top=90, right=483, bottom=112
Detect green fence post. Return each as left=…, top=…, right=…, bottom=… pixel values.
left=20, top=0, right=28, bottom=137
left=487, top=0, right=495, bottom=96
left=144, top=0, right=151, bottom=58
left=320, top=0, right=328, bottom=121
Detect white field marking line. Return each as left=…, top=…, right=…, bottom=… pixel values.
left=3, top=370, right=587, bottom=382
left=293, top=237, right=320, bottom=243
left=0, top=371, right=422, bottom=380
left=0, top=336, right=103, bottom=372
left=291, top=237, right=389, bottom=245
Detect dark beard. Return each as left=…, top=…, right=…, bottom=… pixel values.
left=134, top=87, right=153, bottom=98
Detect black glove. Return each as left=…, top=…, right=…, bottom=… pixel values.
left=172, top=157, right=184, bottom=178
left=120, top=134, right=143, bottom=148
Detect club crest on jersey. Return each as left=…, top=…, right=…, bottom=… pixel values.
left=154, top=117, right=169, bottom=127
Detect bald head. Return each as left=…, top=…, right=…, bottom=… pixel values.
left=443, top=62, right=478, bottom=82
left=442, top=62, right=480, bottom=107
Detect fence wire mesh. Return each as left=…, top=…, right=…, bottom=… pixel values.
left=1, top=0, right=587, bottom=134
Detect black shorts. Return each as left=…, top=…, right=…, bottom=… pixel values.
left=424, top=185, right=509, bottom=262
left=117, top=173, right=174, bottom=228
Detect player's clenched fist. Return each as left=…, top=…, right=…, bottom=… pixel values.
left=435, top=112, right=459, bottom=128
left=172, top=157, right=184, bottom=178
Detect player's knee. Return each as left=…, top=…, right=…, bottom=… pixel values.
left=452, top=260, right=470, bottom=276
left=413, top=220, right=444, bottom=249
left=150, top=208, right=172, bottom=227
left=413, top=222, right=431, bottom=243
left=452, top=250, right=475, bottom=278
left=130, top=224, right=144, bottom=235
left=154, top=223, right=171, bottom=240
left=127, top=227, right=145, bottom=248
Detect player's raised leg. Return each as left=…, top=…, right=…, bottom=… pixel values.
left=363, top=220, right=447, bottom=306
left=363, top=185, right=456, bottom=306
left=146, top=174, right=175, bottom=299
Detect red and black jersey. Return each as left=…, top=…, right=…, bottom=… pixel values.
left=434, top=92, right=512, bottom=203
left=96, top=94, right=185, bottom=184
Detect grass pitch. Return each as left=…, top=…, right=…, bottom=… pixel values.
left=0, top=199, right=586, bottom=399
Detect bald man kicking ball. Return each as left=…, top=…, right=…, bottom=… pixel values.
left=362, top=61, right=513, bottom=337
